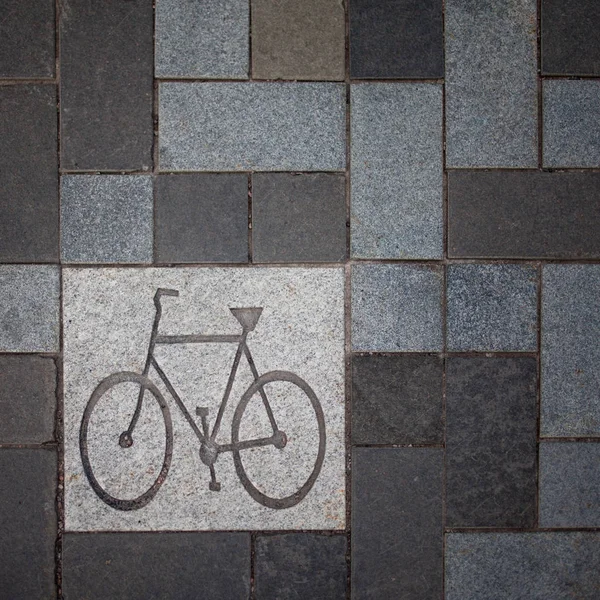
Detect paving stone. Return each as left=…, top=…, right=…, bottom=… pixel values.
left=446, top=357, right=537, bottom=528
left=446, top=532, right=600, bottom=600
left=63, top=267, right=345, bottom=531
left=155, top=0, right=248, bottom=79
left=543, top=80, right=600, bottom=168
left=0, top=0, right=55, bottom=77
left=158, top=82, right=346, bottom=171
left=0, top=449, right=57, bottom=599
left=351, top=264, right=443, bottom=352
left=445, top=0, right=538, bottom=167
left=61, top=175, right=153, bottom=264
left=60, top=0, right=153, bottom=170
left=351, top=84, right=443, bottom=259
left=0, top=85, right=58, bottom=262
left=255, top=534, right=347, bottom=599
left=446, top=264, right=538, bottom=352
left=0, top=266, right=60, bottom=353
left=349, top=0, right=444, bottom=79
left=448, top=171, right=600, bottom=259
left=351, top=354, right=443, bottom=445
left=542, top=265, right=600, bottom=436
left=252, top=173, right=346, bottom=263
left=0, top=356, right=56, bottom=444
left=540, top=442, right=600, bottom=528
left=63, top=532, right=250, bottom=599
left=542, top=0, right=600, bottom=75
left=252, top=0, right=345, bottom=81
left=352, top=448, right=443, bottom=600
left=156, top=174, right=248, bottom=264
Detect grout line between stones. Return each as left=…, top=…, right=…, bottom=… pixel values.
left=248, top=173, right=253, bottom=263
left=249, top=531, right=256, bottom=599
left=537, top=0, right=543, bottom=169
left=535, top=262, right=542, bottom=529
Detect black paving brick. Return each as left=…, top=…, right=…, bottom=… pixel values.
left=446, top=357, right=538, bottom=528
left=255, top=534, right=347, bottom=599
left=448, top=171, right=600, bottom=258
left=349, top=0, right=444, bottom=79
left=351, top=354, right=443, bottom=445
left=0, top=85, right=58, bottom=262
left=62, top=532, right=250, bottom=600
left=155, top=173, right=248, bottom=263
left=352, top=447, right=443, bottom=600
left=60, top=0, right=153, bottom=170
left=0, top=449, right=57, bottom=599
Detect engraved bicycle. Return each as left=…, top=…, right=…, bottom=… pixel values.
left=80, top=288, right=326, bottom=511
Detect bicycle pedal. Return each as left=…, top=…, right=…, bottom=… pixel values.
left=209, top=481, right=221, bottom=492
left=196, top=406, right=209, bottom=418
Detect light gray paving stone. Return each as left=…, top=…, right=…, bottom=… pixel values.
left=158, top=82, right=346, bottom=171
left=541, top=265, right=600, bottom=436
left=61, top=175, right=153, bottom=264
left=0, top=265, right=59, bottom=353
left=540, top=442, right=600, bottom=527
left=155, top=0, right=248, bottom=79
left=351, top=264, right=443, bottom=351
left=447, top=264, right=538, bottom=352
left=351, top=84, right=443, bottom=259
left=446, top=0, right=538, bottom=167
left=543, top=80, right=600, bottom=167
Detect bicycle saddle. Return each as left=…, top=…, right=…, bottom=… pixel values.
left=230, top=307, right=263, bottom=332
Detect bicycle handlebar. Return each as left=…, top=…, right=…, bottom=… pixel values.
left=154, top=288, right=180, bottom=308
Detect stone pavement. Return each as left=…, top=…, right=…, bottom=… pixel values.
left=1, top=0, right=600, bottom=598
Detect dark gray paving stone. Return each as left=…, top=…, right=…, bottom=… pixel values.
left=448, top=171, right=600, bottom=259
left=0, top=85, right=58, bottom=262
left=446, top=264, right=538, bottom=352
left=542, top=0, right=600, bottom=75
left=540, top=442, right=600, bottom=527
left=0, top=356, right=56, bottom=444
left=351, top=354, right=443, bottom=445
left=62, top=532, right=250, bottom=600
left=0, top=449, right=57, bottom=599
left=446, top=532, right=600, bottom=600
left=349, top=0, right=444, bottom=79
left=352, top=448, right=443, bottom=600
left=156, top=174, right=248, bottom=264
left=446, top=357, right=537, bottom=528
left=0, top=0, right=55, bottom=77
left=60, top=0, right=153, bottom=170
left=255, top=534, right=347, bottom=599
left=252, top=173, right=346, bottom=263
left=542, top=265, right=600, bottom=436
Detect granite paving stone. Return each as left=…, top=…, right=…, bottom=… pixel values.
left=61, top=175, right=153, bottom=264
left=155, top=0, right=248, bottom=79
left=349, top=0, right=444, bottom=79
left=540, top=442, right=600, bottom=528
left=0, top=0, right=55, bottom=78
left=543, top=80, right=600, bottom=168
left=252, top=0, right=345, bottom=81
left=448, top=171, right=600, bottom=258
left=0, top=85, right=58, bottom=262
left=60, top=0, right=153, bottom=170
left=446, top=357, right=537, bottom=528
left=0, top=265, right=60, bottom=353
left=351, top=354, right=443, bottom=445
left=446, top=264, right=538, bottom=352
left=158, top=82, right=346, bottom=171
left=155, top=174, right=248, bottom=264
left=446, top=532, right=600, bottom=600
left=351, top=264, right=443, bottom=352
left=351, top=84, right=443, bottom=259
left=252, top=173, right=346, bottom=263
left=255, top=534, right=347, bottom=599
left=352, top=448, right=443, bottom=600
left=446, top=0, right=538, bottom=167
left=542, top=265, right=600, bottom=436
left=62, top=532, right=250, bottom=600
left=0, top=449, right=57, bottom=599
left=0, top=356, right=56, bottom=444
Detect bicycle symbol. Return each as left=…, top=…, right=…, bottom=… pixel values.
left=80, top=288, right=326, bottom=511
